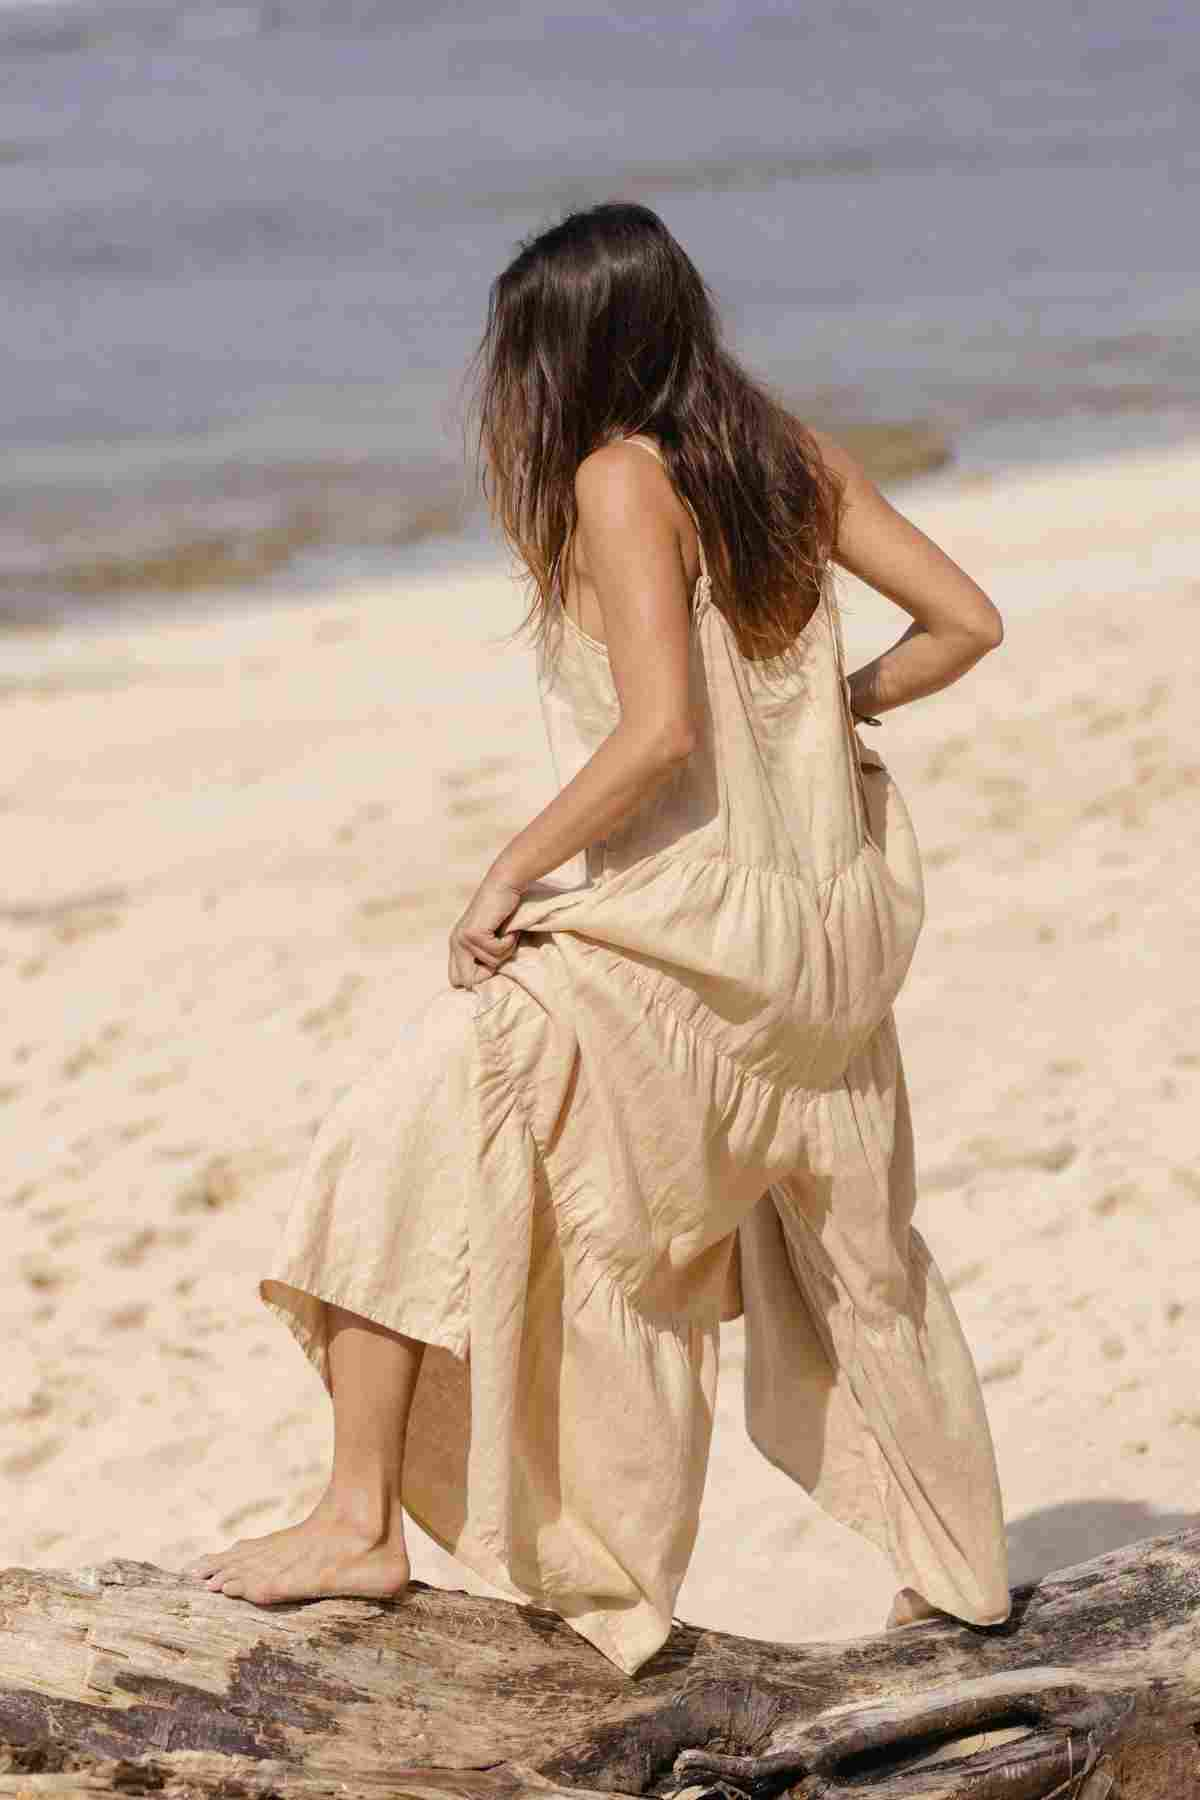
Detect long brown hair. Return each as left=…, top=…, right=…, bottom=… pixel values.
left=463, top=201, right=845, bottom=664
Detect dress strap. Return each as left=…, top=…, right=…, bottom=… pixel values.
left=823, top=575, right=879, bottom=843
left=621, top=435, right=710, bottom=587
left=621, top=432, right=666, bottom=467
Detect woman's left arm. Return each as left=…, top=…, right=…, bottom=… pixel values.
left=448, top=442, right=698, bottom=989
left=809, top=427, right=1004, bottom=723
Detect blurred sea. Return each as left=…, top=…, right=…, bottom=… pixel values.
left=2, top=0, right=1198, bottom=625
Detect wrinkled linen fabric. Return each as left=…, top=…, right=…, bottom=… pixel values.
left=260, top=437, right=1011, bottom=1675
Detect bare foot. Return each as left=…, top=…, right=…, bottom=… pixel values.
left=885, top=1586, right=940, bottom=1631
left=181, top=1505, right=410, bottom=1606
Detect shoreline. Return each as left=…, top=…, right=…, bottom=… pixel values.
left=0, top=416, right=950, bottom=633
left=6, top=399, right=1200, bottom=644
left=4, top=411, right=1198, bottom=702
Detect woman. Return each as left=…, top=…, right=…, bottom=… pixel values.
left=185, top=202, right=1009, bottom=1676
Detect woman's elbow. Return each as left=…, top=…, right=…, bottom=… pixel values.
left=643, top=716, right=699, bottom=769
left=974, top=598, right=1005, bottom=651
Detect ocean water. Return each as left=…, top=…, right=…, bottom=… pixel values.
left=2, top=0, right=1198, bottom=620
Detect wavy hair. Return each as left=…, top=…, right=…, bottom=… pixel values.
left=463, top=201, right=845, bottom=664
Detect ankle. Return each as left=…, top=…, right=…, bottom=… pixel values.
left=315, top=1480, right=407, bottom=1546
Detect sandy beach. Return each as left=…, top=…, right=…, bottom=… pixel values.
left=2, top=436, right=1197, bottom=1646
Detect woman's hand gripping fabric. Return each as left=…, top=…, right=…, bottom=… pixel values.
left=448, top=876, right=523, bottom=989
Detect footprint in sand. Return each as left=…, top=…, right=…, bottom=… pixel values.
left=175, top=1159, right=241, bottom=1215
left=105, top=1303, right=150, bottom=1331
left=965, top=1136, right=1078, bottom=1175
left=116, top=1115, right=164, bottom=1145
left=1090, top=1184, right=1140, bottom=1218
left=99, top=1436, right=211, bottom=1486
left=979, top=1352, right=1024, bottom=1385
left=107, top=1226, right=159, bottom=1268
left=921, top=1160, right=976, bottom=1192
left=174, top=1143, right=297, bottom=1214
left=105, top=1223, right=191, bottom=1267
left=269, top=1407, right=321, bottom=1440
left=21, top=1258, right=70, bottom=1295
left=2, top=1437, right=63, bottom=1477
left=979, top=772, right=1029, bottom=832
left=59, top=1022, right=130, bottom=1081
left=334, top=799, right=390, bottom=844
left=442, top=757, right=523, bottom=845
left=219, top=1497, right=278, bottom=1533
left=133, top=1064, right=188, bottom=1094
left=50, top=906, right=124, bottom=947
left=2, top=885, right=127, bottom=934
left=351, top=891, right=438, bottom=949
left=441, top=755, right=518, bottom=791
left=61, top=1117, right=164, bottom=1178
left=922, top=734, right=973, bottom=783
left=446, top=790, right=498, bottom=819
left=298, top=973, right=364, bottom=1040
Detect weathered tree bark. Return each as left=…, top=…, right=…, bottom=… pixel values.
left=1, top=1524, right=1198, bottom=1798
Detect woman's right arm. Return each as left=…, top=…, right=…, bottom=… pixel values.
left=810, top=428, right=1004, bottom=721
left=484, top=442, right=698, bottom=898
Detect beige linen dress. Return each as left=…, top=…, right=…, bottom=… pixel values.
left=260, top=435, right=1011, bottom=1676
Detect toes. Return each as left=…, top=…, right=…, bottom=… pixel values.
left=183, top=1532, right=296, bottom=1592
left=215, top=1575, right=281, bottom=1606
left=200, top=1551, right=283, bottom=1599
left=200, top=1546, right=255, bottom=1582
left=181, top=1555, right=222, bottom=1578
left=204, top=1568, right=254, bottom=1596
left=184, top=1542, right=247, bottom=1579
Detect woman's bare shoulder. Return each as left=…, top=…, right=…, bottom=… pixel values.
left=574, top=438, right=670, bottom=506
left=573, top=439, right=689, bottom=546
left=805, top=425, right=870, bottom=489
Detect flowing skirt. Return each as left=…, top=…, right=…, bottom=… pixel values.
left=260, top=949, right=1011, bottom=1675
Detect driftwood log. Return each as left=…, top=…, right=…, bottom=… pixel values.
left=1, top=1524, right=1198, bottom=1799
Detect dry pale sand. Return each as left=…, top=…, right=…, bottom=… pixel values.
left=2, top=436, right=1198, bottom=1650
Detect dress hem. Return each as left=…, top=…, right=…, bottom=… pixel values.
left=257, top=1272, right=674, bottom=1677
left=259, top=1275, right=470, bottom=1379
